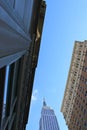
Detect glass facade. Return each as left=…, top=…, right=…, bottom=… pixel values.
left=39, top=101, right=59, bottom=130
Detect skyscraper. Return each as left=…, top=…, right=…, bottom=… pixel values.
left=39, top=100, right=59, bottom=130
left=61, top=40, right=87, bottom=130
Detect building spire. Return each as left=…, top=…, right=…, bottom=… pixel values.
left=43, top=98, right=46, bottom=106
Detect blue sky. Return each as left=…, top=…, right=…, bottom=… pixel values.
left=27, top=0, right=87, bottom=130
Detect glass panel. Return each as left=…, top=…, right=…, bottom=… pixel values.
left=15, top=0, right=25, bottom=19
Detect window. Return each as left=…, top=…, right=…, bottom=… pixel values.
left=85, top=79, right=87, bottom=84
left=83, top=99, right=85, bottom=103
left=85, top=67, right=87, bottom=72
left=85, top=51, right=87, bottom=56
left=85, top=91, right=87, bottom=96
left=84, top=123, right=87, bottom=128
left=83, top=109, right=86, bottom=115
left=81, top=106, right=83, bottom=111
left=80, top=45, right=82, bottom=47
left=82, top=66, right=85, bottom=71
left=79, top=126, right=81, bottom=130
left=77, top=121, right=79, bottom=126
left=77, top=58, right=80, bottom=61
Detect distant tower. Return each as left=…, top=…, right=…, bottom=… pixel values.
left=39, top=99, right=59, bottom=130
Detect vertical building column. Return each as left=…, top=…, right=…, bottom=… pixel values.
left=0, top=67, right=6, bottom=128
left=10, top=61, right=19, bottom=108
left=5, top=63, right=14, bottom=118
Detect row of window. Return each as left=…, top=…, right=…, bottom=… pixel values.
left=42, top=115, right=59, bottom=130
left=69, top=112, right=87, bottom=130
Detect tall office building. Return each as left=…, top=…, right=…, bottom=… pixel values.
left=0, top=0, right=46, bottom=130
left=61, top=41, right=87, bottom=130
left=39, top=100, right=59, bottom=130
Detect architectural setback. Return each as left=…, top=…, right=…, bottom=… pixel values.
left=39, top=100, right=60, bottom=130
left=61, top=40, right=87, bottom=130
left=0, top=0, right=46, bottom=130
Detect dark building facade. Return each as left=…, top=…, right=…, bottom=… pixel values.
left=39, top=100, right=60, bottom=130
left=0, top=0, right=46, bottom=130
left=61, top=41, right=87, bottom=130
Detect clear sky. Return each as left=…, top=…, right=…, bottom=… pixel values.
left=27, top=0, right=87, bottom=130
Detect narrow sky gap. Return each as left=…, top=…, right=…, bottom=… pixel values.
left=4, top=65, right=9, bottom=104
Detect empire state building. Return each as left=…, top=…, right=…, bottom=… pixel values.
left=39, top=100, right=59, bottom=130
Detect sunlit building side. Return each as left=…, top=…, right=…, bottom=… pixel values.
left=0, top=0, right=46, bottom=130
left=61, top=41, right=87, bottom=130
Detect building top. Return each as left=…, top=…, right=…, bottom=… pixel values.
left=42, top=99, right=52, bottom=110
left=43, top=98, right=47, bottom=106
